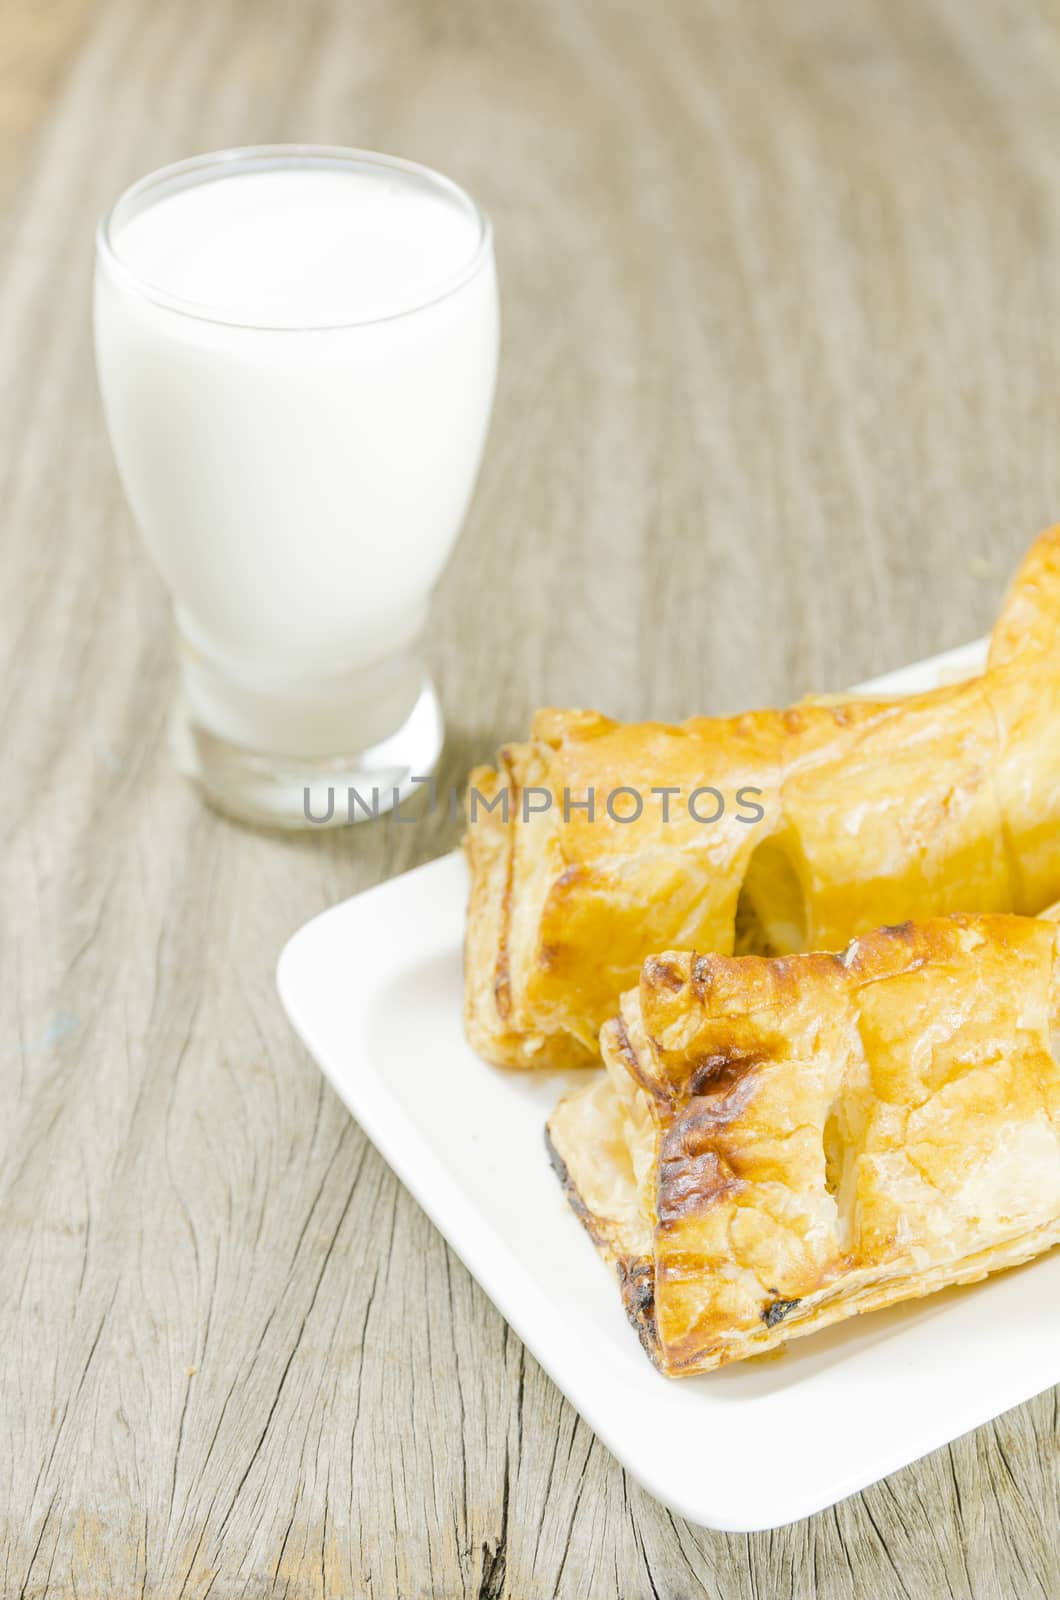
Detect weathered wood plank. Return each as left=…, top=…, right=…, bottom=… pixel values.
left=1, top=0, right=1059, bottom=1594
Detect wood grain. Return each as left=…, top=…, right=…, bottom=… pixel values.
left=2, top=0, right=1060, bottom=1594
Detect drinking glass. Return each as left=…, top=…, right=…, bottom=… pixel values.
left=94, top=146, right=498, bottom=826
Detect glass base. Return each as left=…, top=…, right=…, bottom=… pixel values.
left=173, top=678, right=444, bottom=829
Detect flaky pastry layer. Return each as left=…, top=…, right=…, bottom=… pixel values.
left=547, top=913, right=1060, bottom=1374
left=466, top=527, right=1060, bottom=1067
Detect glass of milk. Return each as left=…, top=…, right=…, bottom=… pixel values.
left=94, top=146, right=498, bottom=827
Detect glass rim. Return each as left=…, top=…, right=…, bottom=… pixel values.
left=95, top=143, right=494, bottom=333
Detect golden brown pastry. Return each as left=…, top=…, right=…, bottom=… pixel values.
left=546, top=913, right=1060, bottom=1375
left=466, top=527, right=1060, bottom=1067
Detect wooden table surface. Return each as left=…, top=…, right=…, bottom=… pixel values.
left=4, top=0, right=1060, bottom=1594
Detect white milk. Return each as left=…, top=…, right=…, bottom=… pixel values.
left=95, top=153, right=498, bottom=763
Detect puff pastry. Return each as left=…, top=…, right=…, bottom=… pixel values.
left=546, top=912, right=1060, bottom=1374
left=466, top=527, right=1060, bottom=1067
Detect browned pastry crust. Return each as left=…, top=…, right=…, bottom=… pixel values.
left=546, top=913, right=1060, bottom=1374
left=466, top=527, right=1060, bottom=1067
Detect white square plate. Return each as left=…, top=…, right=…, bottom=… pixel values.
left=277, top=638, right=1060, bottom=1532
